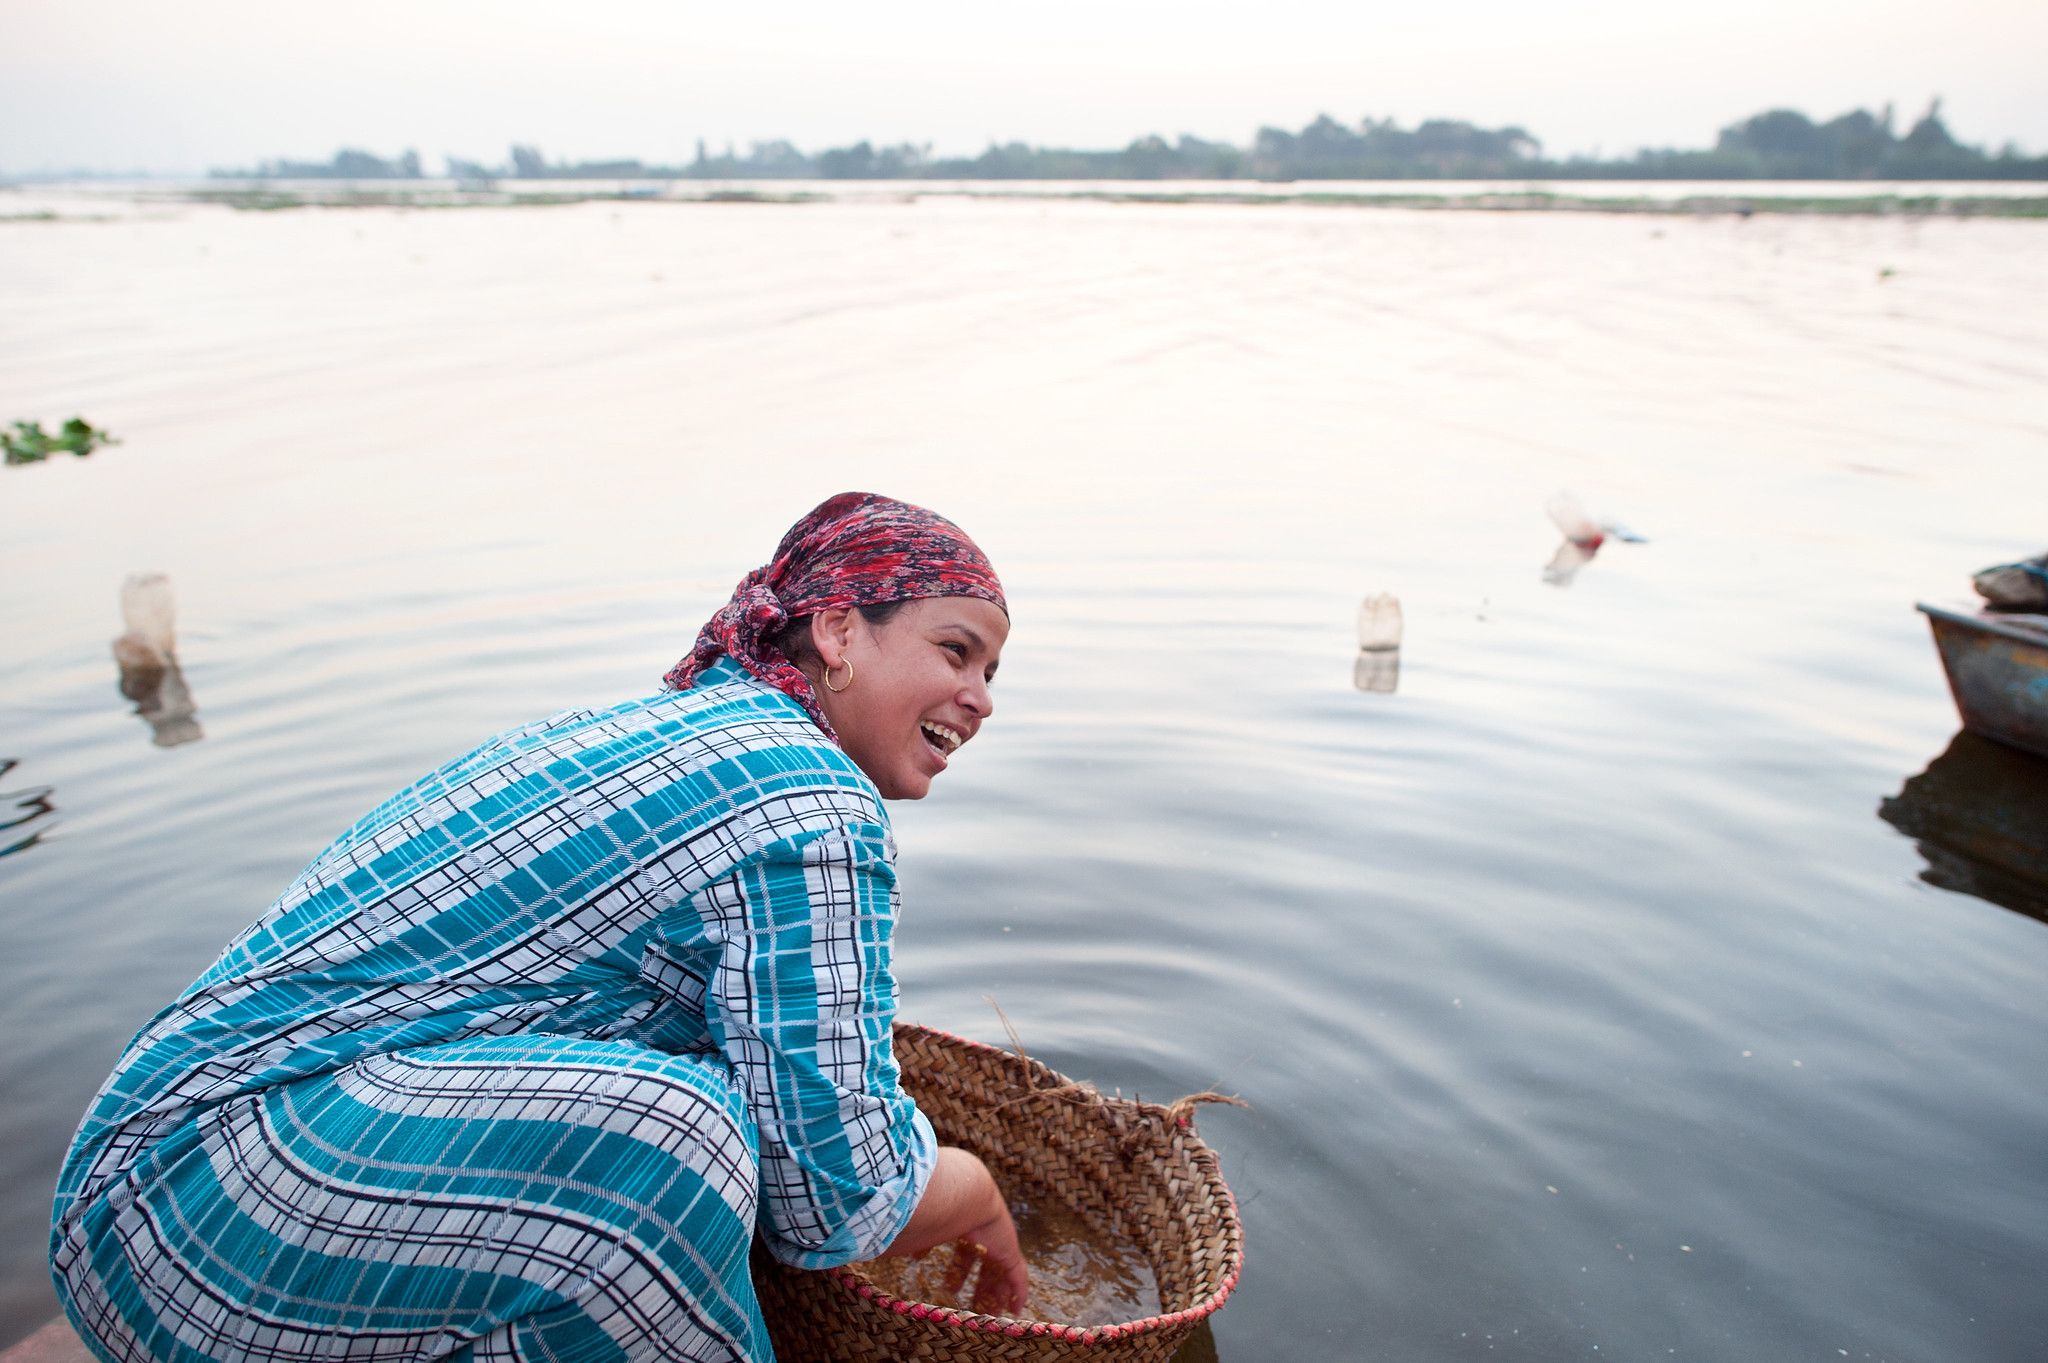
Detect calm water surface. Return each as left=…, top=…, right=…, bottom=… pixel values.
left=3, top=192, right=2046, bottom=1361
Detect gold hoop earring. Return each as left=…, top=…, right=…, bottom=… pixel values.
left=824, top=658, right=854, bottom=693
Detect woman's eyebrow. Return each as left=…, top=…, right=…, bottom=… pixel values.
left=938, top=623, right=1000, bottom=674
left=938, top=623, right=987, bottom=649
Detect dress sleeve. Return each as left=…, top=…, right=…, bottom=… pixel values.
left=683, top=816, right=936, bottom=1268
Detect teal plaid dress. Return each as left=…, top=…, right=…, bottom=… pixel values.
left=51, top=659, right=936, bottom=1363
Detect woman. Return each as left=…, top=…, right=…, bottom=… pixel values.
left=51, top=492, right=1029, bottom=1363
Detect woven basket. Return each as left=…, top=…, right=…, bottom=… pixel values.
left=755, top=1022, right=1243, bottom=1363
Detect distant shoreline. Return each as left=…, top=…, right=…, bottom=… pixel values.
left=968, top=187, right=2048, bottom=217
left=142, top=182, right=2048, bottom=219
left=8, top=179, right=2048, bottom=220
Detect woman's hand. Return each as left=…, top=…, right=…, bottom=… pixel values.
left=883, top=1146, right=1030, bottom=1315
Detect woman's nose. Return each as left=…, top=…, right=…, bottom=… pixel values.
left=961, top=677, right=994, bottom=718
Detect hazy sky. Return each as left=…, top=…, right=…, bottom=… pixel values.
left=5, top=0, right=2046, bottom=173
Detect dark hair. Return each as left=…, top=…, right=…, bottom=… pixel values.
left=769, top=600, right=910, bottom=672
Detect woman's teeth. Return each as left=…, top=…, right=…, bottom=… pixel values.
left=920, top=721, right=962, bottom=753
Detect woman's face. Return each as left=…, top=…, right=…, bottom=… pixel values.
left=812, top=595, right=1008, bottom=800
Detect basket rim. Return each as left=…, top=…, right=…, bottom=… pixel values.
left=823, top=1023, right=1245, bottom=1346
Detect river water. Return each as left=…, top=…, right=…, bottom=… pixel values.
left=2, top=189, right=2045, bottom=1361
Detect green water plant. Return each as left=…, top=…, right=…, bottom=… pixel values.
left=3, top=417, right=120, bottom=465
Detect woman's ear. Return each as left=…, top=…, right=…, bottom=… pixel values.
left=809, top=608, right=857, bottom=670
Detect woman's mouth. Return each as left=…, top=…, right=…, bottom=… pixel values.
left=920, top=720, right=963, bottom=764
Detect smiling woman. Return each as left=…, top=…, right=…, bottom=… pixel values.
left=48, top=493, right=1024, bottom=1363
left=795, top=598, right=1006, bottom=800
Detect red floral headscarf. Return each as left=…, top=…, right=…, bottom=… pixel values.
left=664, top=491, right=1006, bottom=738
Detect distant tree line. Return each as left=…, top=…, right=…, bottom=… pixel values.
left=1568, top=100, right=2046, bottom=180
left=215, top=148, right=425, bottom=179
left=213, top=100, right=2048, bottom=183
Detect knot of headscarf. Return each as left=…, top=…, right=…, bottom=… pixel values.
left=663, top=491, right=1006, bottom=739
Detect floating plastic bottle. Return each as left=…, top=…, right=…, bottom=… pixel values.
left=120, top=571, right=178, bottom=655
left=1357, top=593, right=1403, bottom=651
left=1543, top=491, right=1646, bottom=587
left=1545, top=491, right=1606, bottom=549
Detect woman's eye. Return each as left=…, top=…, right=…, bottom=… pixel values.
left=941, top=642, right=968, bottom=659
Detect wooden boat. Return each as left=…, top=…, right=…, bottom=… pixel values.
left=1916, top=603, right=2048, bottom=760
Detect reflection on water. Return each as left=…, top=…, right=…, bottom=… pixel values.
left=1168, top=1320, right=1219, bottom=1363
left=1351, top=648, right=1400, bottom=693
left=0, top=760, right=55, bottom=859
left=115, top=653, right=201, bottom=748
left=110, top=573, right=201, bottom=748
left=1880, top=730, right=2048, bottom=923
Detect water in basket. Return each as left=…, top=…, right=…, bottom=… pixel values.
left=856, top=1188, right=1161, bottom=1328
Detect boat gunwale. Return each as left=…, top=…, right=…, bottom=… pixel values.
left=1915, top=602, right=2048, bottom=650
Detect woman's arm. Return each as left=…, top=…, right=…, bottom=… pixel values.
left=648, top=785, right=1029, bottom=1307
left=882, top=1146, right=1030, bottom=1315
left=670, top=813, right=938, bottom=1268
